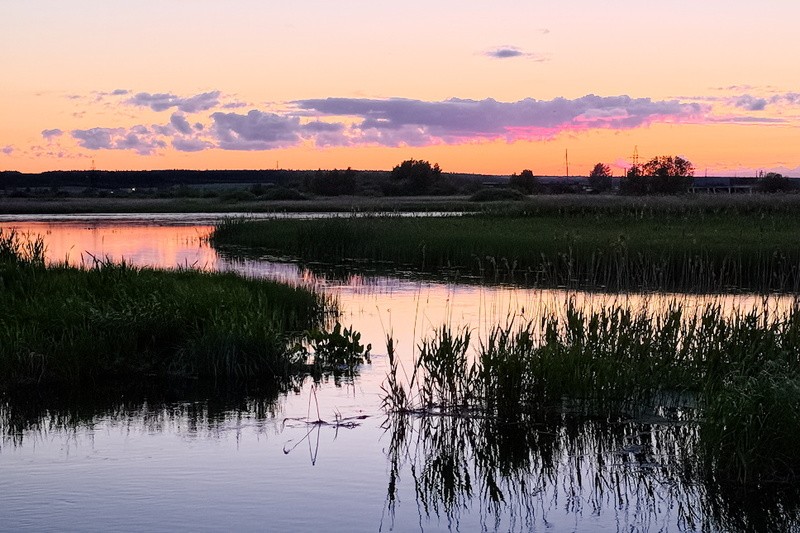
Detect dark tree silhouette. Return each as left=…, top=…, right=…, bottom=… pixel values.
left=390, top=159, right=442, bottom=195
left=622, top=155, right=694, bottom=194
left=308, top=167, right=357, bottom=196
left=588, top=163, right=612, bottom=192
left=758, top=172, right=793, bottom=193
left=509, top=169, right=541, bottom=194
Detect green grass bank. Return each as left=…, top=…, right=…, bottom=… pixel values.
left=0, top=230, right=333, bottom=391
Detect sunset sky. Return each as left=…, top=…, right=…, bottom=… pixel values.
left=2, top=1, right=798, bottom=176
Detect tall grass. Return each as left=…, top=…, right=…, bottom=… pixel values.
left=382, top=300, right=800, bottom=485
left=210, top=206, right=800, bottom=292
left=0, top=229, right=334, bottom=390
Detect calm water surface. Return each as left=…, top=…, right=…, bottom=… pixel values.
left=2, top=215, right=797, bottom=532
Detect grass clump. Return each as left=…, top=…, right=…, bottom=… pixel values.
left=382, top=300, right=800, bottom=485
left=0, top=229, right=333, bottom=390
left=469, top=188, right=526, bottom=202
left=703, top=363, right=800, bottom=484
left=301, top=322, right=371, bottom=377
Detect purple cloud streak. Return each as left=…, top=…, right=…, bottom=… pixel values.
left=128, top=91, right=220, bottom=113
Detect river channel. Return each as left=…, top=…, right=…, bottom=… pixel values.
left=1, top=214, right=798, bottom=532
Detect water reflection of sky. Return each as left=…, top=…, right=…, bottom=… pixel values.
left=2, top=218, right=798, bottom=532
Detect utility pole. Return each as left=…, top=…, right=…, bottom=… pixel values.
left=565, top=149, right=569, bottom=177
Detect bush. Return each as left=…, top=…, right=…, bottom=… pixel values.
left=758, top=173, right=793, bottom=193
left=261, top=186, right=307, bottom=201
left=389, top=159, right=442, bottom=195
left=509, top=169, right=541, bottom=194
left=469, top=188, right=526, bottom=202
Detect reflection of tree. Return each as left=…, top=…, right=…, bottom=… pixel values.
left=382, top=409, right=800, bottom=532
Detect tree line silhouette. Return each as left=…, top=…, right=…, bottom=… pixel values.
left=0, top=156, right=794, bottom=199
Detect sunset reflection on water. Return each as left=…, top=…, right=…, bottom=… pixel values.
left=5, top=218, right=796, bottom=371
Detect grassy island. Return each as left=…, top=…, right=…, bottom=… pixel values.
left=0, top=230, right=332, bottom=391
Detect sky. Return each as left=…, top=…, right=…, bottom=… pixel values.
left=1, top=1, right=798, bottom=176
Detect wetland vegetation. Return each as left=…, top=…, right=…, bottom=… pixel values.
left=5, top=192, right=800, bottom=530
left=211, top=195, right=800, bottom=292
left=382, top=300, right=800, bottom=485
left=0, top=229, right=337, bottom=391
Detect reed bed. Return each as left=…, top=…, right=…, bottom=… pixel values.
left=382, top=300, right=800, bottom=485
left=210, top=206, right=800, bottom=292
left=0, top=229, right=335, bottom=390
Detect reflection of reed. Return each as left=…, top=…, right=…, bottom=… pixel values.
left=382, top=409, right=800, bottom=532
left=380, top=300, right=800, bottom=530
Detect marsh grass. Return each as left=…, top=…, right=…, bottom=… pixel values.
left=382, top=300, right=800, bottom=485
left=0, top=229, right=334, bottom=390
left=298, top=322, right=372, bottom=385
left=211, top=203, right=800, bottom=292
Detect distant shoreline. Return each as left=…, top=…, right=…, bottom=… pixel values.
left=4, top=193, right=800, bottom=215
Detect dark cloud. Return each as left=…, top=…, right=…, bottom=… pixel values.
left=152, top=124, right=173, bottom=136
left=116, top=132, right=166, bottom=153
left=170, top=113, right=193, bottom=134
left=41, top=128, right=64, bottom=140
left=211, top=110, right=302, bottom=150
left=734, top=95, right=767, bottom=111
left=293, top=95, right=705, bottom=144
left=301, top=121, right=345, bottom=133
left=72, top=126, right=165, bottom=155
left=710, top=116, right=787, bottom=124
left=72, top=128, right=118, bottom=150
left=483, top=46, right=547, bottom=61
left=111, top=89, right=129, bottom=96
left=770, top=92, right=800, bottom=105
left=714, top=85, right=755, bottom=91
left=486, top=47, right=525, bottom=59
left=55, top=92, right=718, bottom=154
left=1, top=145, right=13, bottom=155
left=128, top=91, right=220, bottom=113
left=172, top=138, right=212, bottom=152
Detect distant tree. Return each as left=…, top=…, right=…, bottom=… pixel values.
left=308, top=167, right=357, bottom=196
left=588, top=163, right=612, bottom=192
left=757, top=172, right=793, bottom=193
left=509, top=169, right=541, bottom=194
left=390, top=159, right=442, bottom=195
left=621, top=155, right=694, bottom=194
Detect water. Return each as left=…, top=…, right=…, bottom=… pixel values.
left=1, top=216, right=797, bottom=532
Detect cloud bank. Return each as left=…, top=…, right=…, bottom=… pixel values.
left=72, top=127, right=166, bottom=155
left=293, top=95, right=705, bottom=143
left=53, top=93, right=711, bottom=155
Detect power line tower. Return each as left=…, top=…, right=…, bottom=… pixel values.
left=631, top=146, right=639, bottom=168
